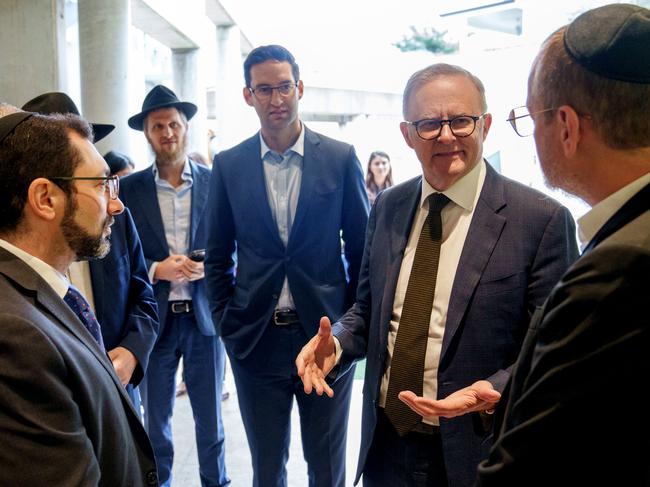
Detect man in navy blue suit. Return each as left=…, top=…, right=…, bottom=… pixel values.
left=204, top=45, right=369, bottom=487
left=21, top=93, right=159, bottom=417
left=121, top=85, right=229, bottom=487
left=297, top=63, right=579, bottom=486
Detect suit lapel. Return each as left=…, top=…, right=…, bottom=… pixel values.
left=189, top=160, right=207, bottom=247
left=379, top=178, right=422, bottom=344
left=290, top=127, right=318, bottom=242
left=441, top=164, right=507, bottom=359
left=131, top=168, right=168, bottom=255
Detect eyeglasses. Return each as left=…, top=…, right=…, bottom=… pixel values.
left=506, top=106, right=556, bottom=137
left=50, top=176, right=120, bottom=200
left=248, top=82, right=298, bottom=100
left=404, top=114, right=486, bottom=140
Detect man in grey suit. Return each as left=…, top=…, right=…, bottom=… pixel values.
left=0, top=108, right=158, bottom=486
left=478, top=4, right=650, bottom=485
left=205, top=45, right=369, bottom=487
left=297, top=63, right=578, bottom=486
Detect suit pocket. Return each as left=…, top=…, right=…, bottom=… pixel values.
left=475, top=271, right=525, bottom=297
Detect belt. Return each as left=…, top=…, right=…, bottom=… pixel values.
left=169, top=300, right=193, bottom=314
left=273, top=308, right=300, bottom=325
left=411, top=422, right=440, bottom=435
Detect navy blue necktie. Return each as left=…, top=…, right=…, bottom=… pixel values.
left=64, top=285, right=105, bottom=350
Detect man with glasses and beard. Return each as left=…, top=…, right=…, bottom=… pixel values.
left=296, top=63, right=578, bottom=487
left=0, top=108, right=158, bottom=486
left=21, top=92, right=159, bottom=419
left=120, top=85, right=229, bottom=487
left=204, top=44, right=369, bottom=487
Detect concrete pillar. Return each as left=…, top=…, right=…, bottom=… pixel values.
left=0, top=0, right=68, bottom=106
left=78, top=0, right=131, bottom=156
left=172, top=48, right=206, bottom=157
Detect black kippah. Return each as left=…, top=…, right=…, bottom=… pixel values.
left=564, top=3, right=650, bottom=83
left=0, top=112, right=33, bottom=143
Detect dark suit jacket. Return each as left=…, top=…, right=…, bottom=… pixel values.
left=119, top=160, right=214, bottom=336
left=205, top=127, right=369, bottom=359
left=333, top=163, right=579, bottom=486
left=0, top=248, right=158, bottom=487
left=477, top=182, right=650, bottom=487
left=89, top=207, right=159, bottom=384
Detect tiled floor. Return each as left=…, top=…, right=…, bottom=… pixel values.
left=170, top=361, right=364, bottom=486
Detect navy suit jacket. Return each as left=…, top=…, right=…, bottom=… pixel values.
left=205, top=127, right=369, bottom=359
left=332, top=163, right=579, bottom=486
left=89, top=208, right=159, bottom=384
left=477, top=182, right=650, bottom=486
left=0, top=249, right=158, bottom=486
left=119, top=160, right=214, bottom=336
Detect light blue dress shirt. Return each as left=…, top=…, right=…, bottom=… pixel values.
left=153, top=158, right=193, bottom=301
left=259, top=124, right=305, bottom=310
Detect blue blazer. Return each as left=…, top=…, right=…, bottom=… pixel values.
left=89, top=208, right=159, bottom=384
left=119, top=160, right=214, bottom=336
left=205, top=127, right=370, bottom=359
left=333, top=164, right=579, bottom=486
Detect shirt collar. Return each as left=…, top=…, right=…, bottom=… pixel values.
left=420, top=158, right=485, bottom=211
left=152, top=156, right=193, bottom=184
left=259, top=123, right=305, bottom=160
left=577, top=172, right=650, bottom=248
left=0, top=238, right=69, bottom=298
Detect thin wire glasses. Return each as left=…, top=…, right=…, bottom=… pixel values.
left=248, top=82, right=298, bottom=101
left=50, top=176, right=120, bottom=200
left=507, top=106, right=556, bottom=137
left=404, top=114, right=486, bottom=140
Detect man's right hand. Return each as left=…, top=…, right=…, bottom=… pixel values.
left=296, top=316, right=337, bottom=398
left=155, top=254, right=190, bottom=282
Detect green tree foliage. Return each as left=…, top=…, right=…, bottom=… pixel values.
left=393, top=26, right=458, bottom=54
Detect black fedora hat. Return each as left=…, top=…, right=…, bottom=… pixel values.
left=128, top=85, right=197, bottom=131
left=22, top=92, right=115, bottom=142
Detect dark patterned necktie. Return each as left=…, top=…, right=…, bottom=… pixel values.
left=384, top=192, right=450, bottom=436
left=64, top=285, right=105, bottom=350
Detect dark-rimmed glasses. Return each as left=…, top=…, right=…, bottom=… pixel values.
left=50, top=176, right=120, bottom=200
left=404, top=114, right=486, bottom=140
left=507, top=106, right=556, bottom=137
left=248, top=82, right=298, bottom=101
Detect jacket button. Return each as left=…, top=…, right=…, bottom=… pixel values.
left=146, top=470, right=158, bottom=485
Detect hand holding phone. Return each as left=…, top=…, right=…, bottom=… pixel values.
left=188, top=249, right=206, bottom=262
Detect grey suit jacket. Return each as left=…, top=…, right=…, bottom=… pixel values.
left=0, top=248, right=158, bottom=487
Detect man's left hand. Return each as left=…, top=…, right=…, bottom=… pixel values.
left=398, top=380, right=501, bottom=419
left=108, top=346, right=138, bottom=386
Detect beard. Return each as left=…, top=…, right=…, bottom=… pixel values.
left=61, top=196, right=113, bottom=261
left=149, top=132, right=188, bottom=166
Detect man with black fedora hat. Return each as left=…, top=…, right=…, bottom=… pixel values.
left=120, top=84, right=229, bottom=487
left=477, top=4, right=650, bottom=485
left=22, top=92, right=159, bottom=421
left=0, top=108, right=158, bottom=486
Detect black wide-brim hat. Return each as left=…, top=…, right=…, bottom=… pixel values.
left=128, top=85, right=198, bottom=131
left=22, top=92, right=115, bottom=142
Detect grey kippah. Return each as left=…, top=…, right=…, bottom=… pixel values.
left=564, top=3, right=650, bottom=83
left=0, top=112, right=33, bottom=143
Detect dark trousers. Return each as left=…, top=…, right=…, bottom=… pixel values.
left=363, top=410, right=448, bottom=487
left=141, top=310, right=229, bottom=487
left=229, top=320, right=355, bottom=487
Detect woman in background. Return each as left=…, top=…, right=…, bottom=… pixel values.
left=365, top=150, right=393, bottom=205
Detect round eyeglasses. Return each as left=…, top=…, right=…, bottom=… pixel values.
left=404, top=114, right=486, bottom=140
left=507, top=106, right=556, bottom=137
left=248, top=82, right=298, bottom=101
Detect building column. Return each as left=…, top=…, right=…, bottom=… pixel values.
left=172, top=48, right=207, bottom=158
left=78, top=0, right=131, bottom=155
left=0, top=0, right=68, bottom=106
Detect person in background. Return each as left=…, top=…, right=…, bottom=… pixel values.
left=105, top=150, right=136, bottom=177
left=205, top=44, right=369, bottom=487
left=120, top=84, right=229, bottom=487
left=21, top=92, right=159, bottom=419
left=477, top=4, right=650, bottom=486
left=0, top=108, right=158, bottom=486
left=365, top=150, right=393, bottom=205
left=296, top=63, right=578, bottom=487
